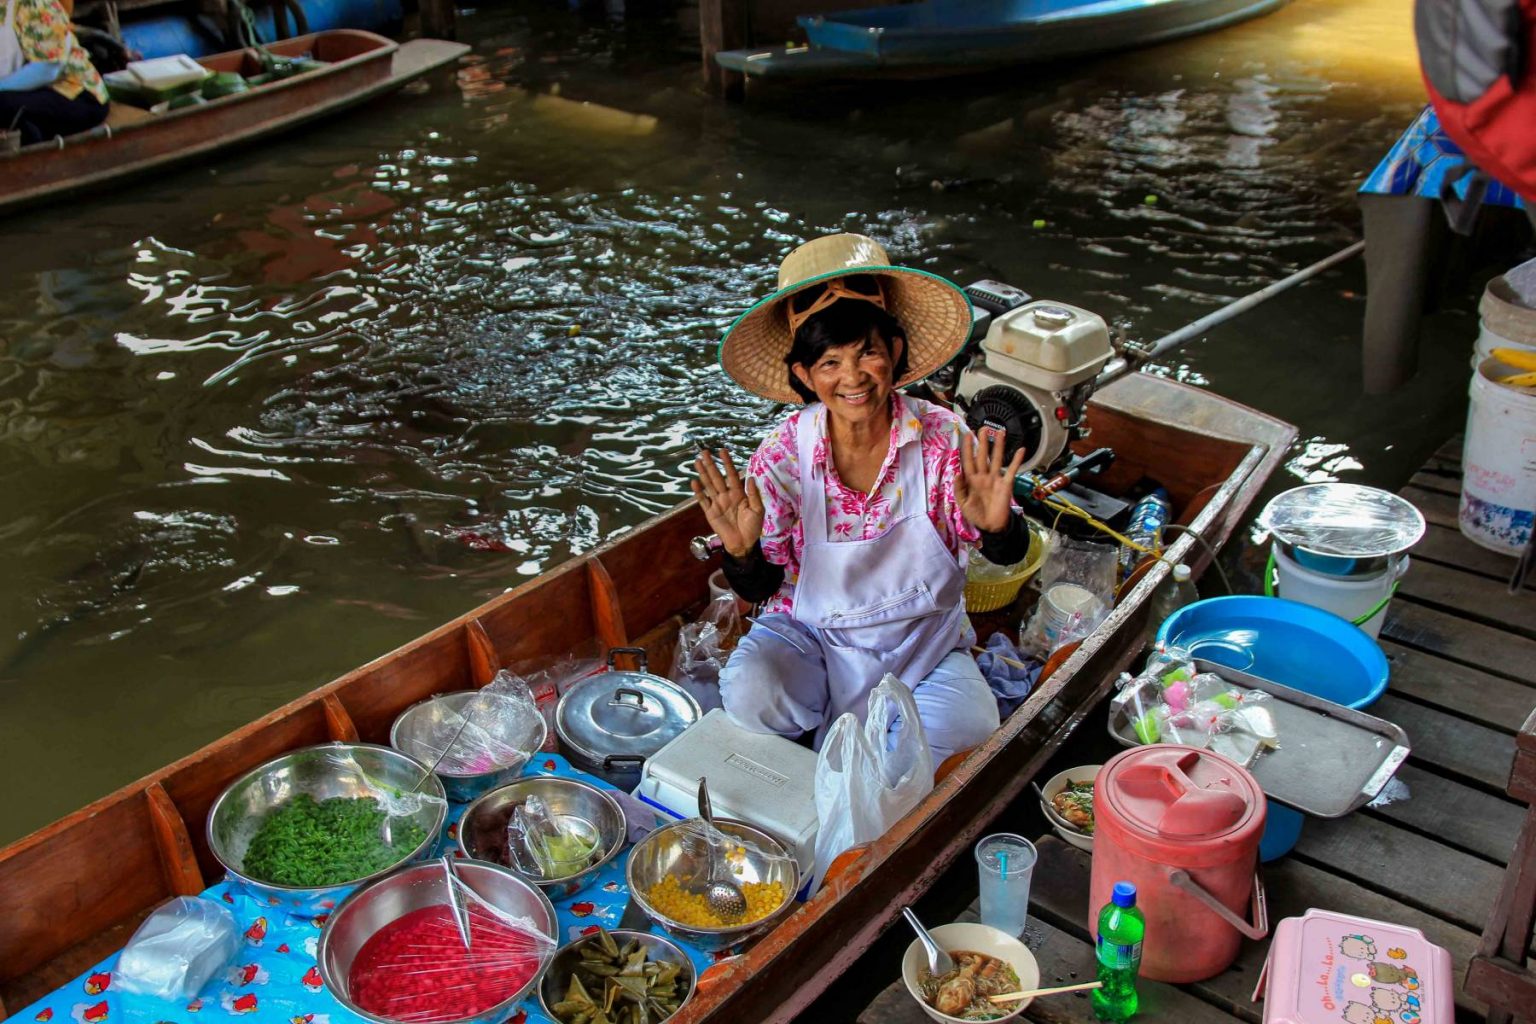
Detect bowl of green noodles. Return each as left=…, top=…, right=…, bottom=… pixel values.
left=901, top=922, right=1039, bottom=1023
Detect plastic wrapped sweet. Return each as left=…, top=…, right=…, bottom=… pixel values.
left=115, top=896, right=240, bottom=1000
left=346, top=870, right=557, bottom=1022
left=505, top=793, right=600, bottom=880
left=1113, top=650, right=1279, bottom=767
left=1259, top=483, right=1426, bottom=558
left=398, top=672, right=544, bottom=776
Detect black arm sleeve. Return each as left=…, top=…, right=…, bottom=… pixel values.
left=719, top=542, right=786, bottom=604
left=979, top=511, right=1032, bottom=566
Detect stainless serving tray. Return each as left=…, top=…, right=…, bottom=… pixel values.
left=1107, top=659, right=1410, bottom=818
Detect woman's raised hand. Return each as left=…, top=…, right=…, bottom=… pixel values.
left=691, top=448, right=764, bottom=558
left=956, top=428, right=1026, bottom=533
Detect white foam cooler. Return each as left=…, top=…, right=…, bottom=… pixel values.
left=633, top=709, right=819, bottom=879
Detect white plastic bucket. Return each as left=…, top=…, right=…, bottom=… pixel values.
left=1461, top=357, right=1536, bottom=554
left=1271, top=544, right=1404, bottom=639
left=708, top=569, right=732, bottom=604
left=1475, top=275, right=1536, bottom=368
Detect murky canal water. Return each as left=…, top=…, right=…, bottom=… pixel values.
left=0, top=0, right=1480, bottom=841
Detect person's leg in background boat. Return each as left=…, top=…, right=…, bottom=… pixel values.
left=890, top=650, right=1000, bottom=764
left=0, top=87, right=106, bottom=146
left=718, top=613, right=828, bottom=740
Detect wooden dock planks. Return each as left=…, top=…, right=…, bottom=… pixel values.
left=858, top=436, right=1532, bottom=1024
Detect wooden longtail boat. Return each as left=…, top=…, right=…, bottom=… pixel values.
left=0, top=30, right=469, bottom=215
left=715, top=0, right=1292, bottom=80
left=0, top=371, right=1295, bottom=1023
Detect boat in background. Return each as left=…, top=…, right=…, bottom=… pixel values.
left=715, top=0, right=1293, bottom=80
left=0, top=30, right=468, bottom=215
left=0, top=371, right=1294, bottom=1022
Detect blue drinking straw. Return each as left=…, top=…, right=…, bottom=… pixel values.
left=998, top=850, right=1009, bottom=880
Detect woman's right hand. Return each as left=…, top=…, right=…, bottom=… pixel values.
left=691, top=448, right=764, bottom=558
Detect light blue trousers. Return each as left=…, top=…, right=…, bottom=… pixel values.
left=718, top=613, right=1000, bottom=763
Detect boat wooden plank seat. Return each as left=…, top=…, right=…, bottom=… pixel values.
left=857, top=435, right=1536, bottom=1024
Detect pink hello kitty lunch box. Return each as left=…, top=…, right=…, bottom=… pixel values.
left=1254, top=909, right=1453, bottom=1024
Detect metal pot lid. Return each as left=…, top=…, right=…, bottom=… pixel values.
left=555, top=671, right=701, bottom=762
left=1259, top=483, right=1426, bottom=559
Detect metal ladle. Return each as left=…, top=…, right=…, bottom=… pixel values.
left=696, top=776, right=748, bottom=923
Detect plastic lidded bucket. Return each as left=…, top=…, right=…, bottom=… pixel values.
left=1090, top=746, right=1267, bottom=983
left=1461, top=356, right=1536, bottom=554
left=1475, top=273, right=1536, bottom=368
left=1156, top=596, right=1390, bottom=861
left=1270, top=546, right=1407, bottom=640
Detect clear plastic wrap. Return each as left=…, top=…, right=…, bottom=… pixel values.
left=1112, top=649, right=1279, bottom=767
left=668, top=592, right=744, bottom=713
left=1019, top=535, right=1116, bottom=658
left=345, top=868, right=557, bottom=1023
left=505, top=793, right=600, bottom=880
left=233, top=747, right=447, bottom=888
left=115, top=896, right=240, bottom=1000
left=1259, top=483, right=1426, bottom=557
left=645, top=817, right=794, bottom=927
left=397, top=672, right=545, bottom=775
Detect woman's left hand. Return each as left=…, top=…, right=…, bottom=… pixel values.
left=956, top=428, right=1026, bottom=533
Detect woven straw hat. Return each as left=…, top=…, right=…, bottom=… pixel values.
left=718, top=233, right=973, bottom=404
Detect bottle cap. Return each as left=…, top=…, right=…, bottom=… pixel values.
left=1172, top=564, right=1192, bottom=582
left=1112, top=881, right=1137, bottom=908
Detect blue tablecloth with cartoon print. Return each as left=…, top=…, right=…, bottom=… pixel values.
left=17, top=755, right=714, bottom=1024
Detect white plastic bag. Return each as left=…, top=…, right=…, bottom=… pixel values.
left=810, top=675, right=934, bottom=895
left=116, top=896, right=240, bottom=1000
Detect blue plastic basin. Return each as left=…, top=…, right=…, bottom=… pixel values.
left=1155, top=595, right=1390, bottom=861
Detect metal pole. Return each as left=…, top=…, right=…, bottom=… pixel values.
left=1126, top=239, right=1366, bottom=369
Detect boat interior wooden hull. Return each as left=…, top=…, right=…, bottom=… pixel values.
left=0, top=372, right=1295, bottom=1023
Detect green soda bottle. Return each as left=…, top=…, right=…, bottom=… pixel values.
left=1091, top=881, right=1145, bottom=1022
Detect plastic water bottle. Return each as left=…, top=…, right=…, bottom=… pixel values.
left=1092, top=881, right=1144, bottom=1022
left=1149, top=563, right=1198, bottom=628
left=1120, top=489, right=1172, bottom=579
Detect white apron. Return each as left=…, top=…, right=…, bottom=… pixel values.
left=793, top=398, right=968, bottom=727
left=1, top=0, right=26, bottom=80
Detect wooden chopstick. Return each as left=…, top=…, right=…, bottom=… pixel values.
left=987, top=980, right=1103, bottom=1004
left=970, top=645, right=1033, bottom=672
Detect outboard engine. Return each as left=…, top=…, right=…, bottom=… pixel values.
left=955, top=297, right=1115, bottom=474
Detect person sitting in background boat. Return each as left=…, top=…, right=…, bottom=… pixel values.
left=0, top=0, right=108, bottom=146
left=695, top=233, right=1035, bottom=764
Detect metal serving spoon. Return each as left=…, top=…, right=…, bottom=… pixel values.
left=697, top=776, right=748, bottom=923
left=902, top=906, right=956, bottom=977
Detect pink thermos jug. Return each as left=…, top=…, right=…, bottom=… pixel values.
left=1090, top=745, right=1269, bottom=982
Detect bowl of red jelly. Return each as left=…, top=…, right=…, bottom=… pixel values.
left=319, top=860, right=559, bottom=1024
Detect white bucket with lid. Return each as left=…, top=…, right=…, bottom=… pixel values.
left=1271, top=545, right=1406, bottom=639
left=1476, top=273, right=1536, bottom=368
left=1259, top=483, right=1426, bottom=640
left=1461, top=356, right=1536, bottom=554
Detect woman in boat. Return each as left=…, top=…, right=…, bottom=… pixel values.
left=696, top=233, right=1034, bottom=763
left=0, top=0, right=108, bottom=146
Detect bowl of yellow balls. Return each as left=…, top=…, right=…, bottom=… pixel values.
left=626, top=817, right=799, bottom=952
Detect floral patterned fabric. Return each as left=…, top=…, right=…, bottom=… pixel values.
left=749, top=392, right=980, bottom=616
left=12, top=0, right=106, bottom=103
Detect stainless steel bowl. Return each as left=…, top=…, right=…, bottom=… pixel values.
left=389, top=690, right=548, bottom=803
left=537, top=929, right=695, bottom=1023
left=207, top=742, right=447, bottom=913
left=458, top=777, right=627, bottom=900
left=626, top=817, right=799, bottom=953
left=318, top=860, right=559, bottom=1024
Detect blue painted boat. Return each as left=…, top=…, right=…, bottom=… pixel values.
left=715, top=0, right=1292, bottom=79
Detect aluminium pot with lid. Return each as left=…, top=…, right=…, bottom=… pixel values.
left=555, top=646, right=701, bottom=788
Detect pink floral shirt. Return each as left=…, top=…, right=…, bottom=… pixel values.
left=749, top=393, right=980, bottom=616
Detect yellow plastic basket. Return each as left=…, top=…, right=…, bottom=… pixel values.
left=964, top=519, right=1053, bottom=613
